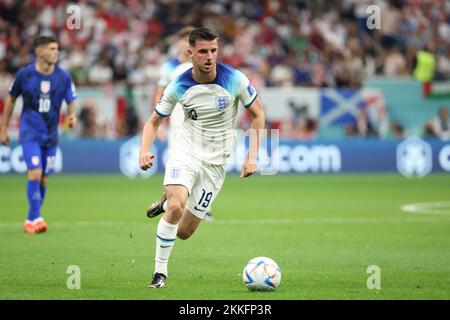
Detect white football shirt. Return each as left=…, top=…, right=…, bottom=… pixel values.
left=155, top=63, right=257, bottom=165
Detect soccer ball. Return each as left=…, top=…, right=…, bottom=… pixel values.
left=242, top=257, right=281, bottom=291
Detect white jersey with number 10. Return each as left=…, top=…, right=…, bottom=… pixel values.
left=155, top=63, right=257, bottom=165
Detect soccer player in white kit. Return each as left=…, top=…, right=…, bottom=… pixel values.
left=149, top=26, right=214, bottom=221
left=139, top=27, right=266, bottom=288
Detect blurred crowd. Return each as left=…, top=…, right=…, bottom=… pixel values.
left=1, top=0, right=450, bottom=89
left=0, top=0, right=449, bottom=141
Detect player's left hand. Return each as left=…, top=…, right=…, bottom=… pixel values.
left=68, top=114, right=77, bottom=129
left=240, top=159, right=257, bottom=178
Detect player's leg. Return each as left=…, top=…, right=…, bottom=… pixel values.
left=149, top=150, right=198, bottom=288
left=151, top=184, right=189, bottom=288
left=21, top=142, right=44, bottom=233
left=146, top=126, right=183, bottom=219
left=39, top=146, right=56, bottom=209
left=177, top=209, right=202, bottom=240
left=32, top=146, right=56, bottom=233
left=178, top=163, right=226, bottom=238
left=24, top=168, right=43, bottom=233
left=32, top=174, right=49, bottom=233
left=40, top=175, right=48, bottom=209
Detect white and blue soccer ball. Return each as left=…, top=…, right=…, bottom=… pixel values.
left=242, top=256, right=281, bottom=291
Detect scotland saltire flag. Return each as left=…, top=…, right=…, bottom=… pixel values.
left=320, top=88, right=386, bottom=126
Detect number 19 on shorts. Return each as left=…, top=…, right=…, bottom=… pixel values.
left=198, top=189, right=213, bottom=209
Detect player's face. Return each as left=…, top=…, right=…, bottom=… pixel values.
left=189, top=39, right=218, bottom=74
left=38, top=42, right=59, bottom=65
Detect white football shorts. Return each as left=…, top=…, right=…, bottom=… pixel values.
left=163, top=149, right=226, bottom=219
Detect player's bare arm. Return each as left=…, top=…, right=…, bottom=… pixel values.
left=153, top=86, right=165, bottom=109
left=67, top=101, right=77, bottom=129
left=139, top=111, right=165, bottom=170
left=152, top=86, right=168, bottom=141
left=241, top=96, right=266, bottom=178
left=0, top=95, right=17, bottom=146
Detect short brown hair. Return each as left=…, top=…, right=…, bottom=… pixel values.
left=188, top=27, right=219, bottom=47
left=33, top=35, right=58, bottom=49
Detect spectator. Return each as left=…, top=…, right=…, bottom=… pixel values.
left=436, top=49, right=450, bottom=81
left=423, top=107, right=450, bottom=141
left=125, top=105, right=139, bottom=137
left=288, top=101, right=317, bottom=140
left=1, top=0, right=448, bottom=88
left=0, top=60, right=13, bottom=113
left=412, top=42, right=436, bottom=82
left=345, top=108, right=378, bottom=138
left=383, top=46, right=408, bottom=76
left=88, top=57, right=113, bottom=85
left=386, top=120, right=408, bottom=139
left=291, top=118, right=317, bottom=140
left=270, top=59, right=294, bottom=87
left=77, top=99, right=104, bottom=138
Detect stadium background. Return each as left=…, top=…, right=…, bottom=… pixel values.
left=0, top=0, right=450, bottom=300
left=1, top=0, right=450, bottom=176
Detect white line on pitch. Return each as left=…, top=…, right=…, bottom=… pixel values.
left=401, top=201, right=450, bottom=216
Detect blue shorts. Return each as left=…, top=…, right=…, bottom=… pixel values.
left=21, top=142, right=57, bottom=175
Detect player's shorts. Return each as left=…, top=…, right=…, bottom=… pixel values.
left=21, top=142, right=57, bottom=175
left=163, top=150, right=226, bottom=220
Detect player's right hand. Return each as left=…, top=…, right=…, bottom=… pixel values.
left=0, top=129, right=9, bottom=146
left=139, top=151, right=155, bottom=171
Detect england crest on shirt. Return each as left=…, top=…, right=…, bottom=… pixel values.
left=215, top=96, right=229, bottom=111
left=170, top=167, right=182, bottom=179
left=40, top=81, right=51, bottom=94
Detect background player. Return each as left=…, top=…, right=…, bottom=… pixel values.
left=152, top=26, right=195, bottom=145
left=149, top=26, right=214, bottom=221
left=0, top=35, right=77, bottom=234
left=139, top=27, right=266, bottom=288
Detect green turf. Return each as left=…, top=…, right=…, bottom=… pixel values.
left=0, top=174, right=449, bottom=300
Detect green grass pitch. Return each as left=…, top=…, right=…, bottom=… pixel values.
left=0, top=174, right=449, bottom=300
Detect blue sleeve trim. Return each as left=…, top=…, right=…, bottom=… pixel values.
left=244, top=94, right=258, bottom=108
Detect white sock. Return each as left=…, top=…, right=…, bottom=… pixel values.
left=154, top=217, right=178, bottom=277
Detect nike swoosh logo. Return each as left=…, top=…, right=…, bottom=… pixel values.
left=160, top=245, right=171, bottom=248
left=194, top=206, right=206, bottom=212
left=183, top=103, right=194, bottom=108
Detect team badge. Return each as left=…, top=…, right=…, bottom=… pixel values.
left=170, top=167, right=181, bottom=179
left=40, top=81, right=51, bottom=94
left=247, top=85, right=256, bottom=96
left=215, top=96, right=229, bottom=111
left=31, top=156, right=40, bottom=166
